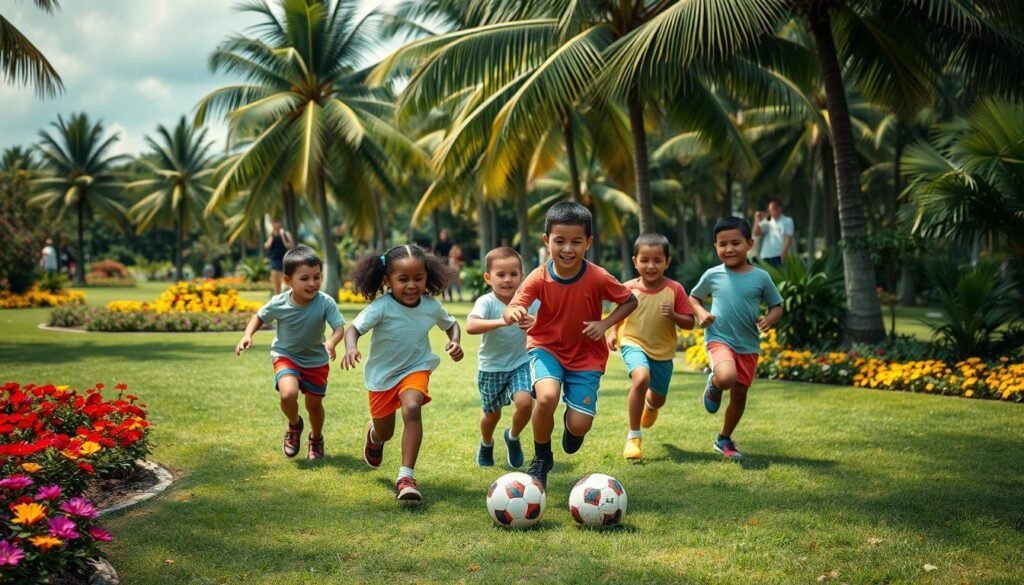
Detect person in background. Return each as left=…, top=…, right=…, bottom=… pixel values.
left=754, top=199, right=794, bottom=267
left=40, top=238, right=58, bottom=274
left=265, top=218, right=294, bottom=295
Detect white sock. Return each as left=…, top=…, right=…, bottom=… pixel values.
left=481, top=440, right=493, bottom=448
left=507, top=429, right=520, bottom=441
left=398, top=466, right=414, bottom=480
left=627, top=430, right=642, bottom=440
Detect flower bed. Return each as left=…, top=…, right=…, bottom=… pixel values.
left=0, top=382, right=150, bottom=581
left=48, top=305, right=255, bottom=332
left=0, top=287, right=85, bottom=309
left=136, top=280, right=261, bottom=314
left=680, top=329, right=1023, bottom=402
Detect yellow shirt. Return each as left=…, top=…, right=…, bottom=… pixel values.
left=618, top=278, right=692, bottom=361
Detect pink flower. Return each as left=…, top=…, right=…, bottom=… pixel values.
left=48, top=516, right=80, bottom=540
left=59, top=497, right=97, bottom=519
left=34, top=485, right=62, bottom=501
left=88, top=526, right=113, bottom=542
left=0, top=475, right=33, bottom=490
left=0, top=540, right=24, bottom=566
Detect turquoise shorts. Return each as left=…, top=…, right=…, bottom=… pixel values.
left=528, top=348, right=602, bottom=417
left=620, top=345, right=674, bottom=396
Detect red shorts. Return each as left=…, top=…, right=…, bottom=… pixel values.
left=273, top=357, right=329, bottom=396
left=706, top=342, right=758, bottom=388
left=368, top=371, right=431, bottom=419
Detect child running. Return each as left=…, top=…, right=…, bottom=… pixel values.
left=505, top=202, right=638, bottom=488
left=465, top=247, right=538, bottom=468
left=235, top=246, right=345, bottom=461
left=342, top=244, right=463, bottom=501
left=606, top=234, right=695, bottom=461
left=688, top=217, right=783, bottom=460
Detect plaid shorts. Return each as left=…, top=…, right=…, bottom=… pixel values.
left=477, top=361, right=532, bottom=413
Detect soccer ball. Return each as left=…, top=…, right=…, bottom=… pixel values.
left=568, top=473, right=627, bottom=528
left=486, top=472, right=546, bottom=528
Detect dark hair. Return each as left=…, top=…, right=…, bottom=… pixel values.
left=712, top=217, right=753, bottom=241
left=484, top=247, right=523, bottom=272
left=282, top=245, right=322, bottom=277
left=349, top=244, right=450, bottom=300
left=768, top=198, right=782, bottom=207
left=633, top=233, right=671, bottom=258
left=544, top=201, right=592, bottom=237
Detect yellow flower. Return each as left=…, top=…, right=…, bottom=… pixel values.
left=29, top=535, right=63, bottom=552
left=79, top=441, right=102, bottom=455
left=60, top=449, right=79, bottom=460
left=965, top=389, right=974, bottom=397
left=20, top=462, right=43, bottom=473
left=12, top=502, right=47, bottom=525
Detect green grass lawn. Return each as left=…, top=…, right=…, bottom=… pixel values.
left=3, top=291, right=1022, bottom=584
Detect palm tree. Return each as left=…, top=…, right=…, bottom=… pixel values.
left=30, top=113, right=128, bottom=285
left=127, top=116, right=216, bottom=281
left=196, top=0, right=423, bottom=298
left=0, top=0, right=63, bottom=96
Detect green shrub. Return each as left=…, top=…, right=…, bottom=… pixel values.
left=48, top=305, right=255, bottom=332
left=761, top=253, right=846, bottom=349
left=461, top=262, right=489, bottom=300
left=239, top=256, right=270, bottom=284
left=35, top=271, right=68, bottom=294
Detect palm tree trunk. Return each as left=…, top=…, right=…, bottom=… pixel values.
left=75, top=198, right=85, bottom=286
left=514, top=172, right=534, bottom=268
left=808, top=3, right=884, bottom=343
left=806, top=142, right=819, bottom=258
left=371, top=189, right=386, bottom=249
left=174, top=207, right=184, bottom=282
left=619, top=231, right=632, bottom=281
left=314, top=171, right=341, bottom=298
left=562, top=113, right=583, bottom=203
left=627, top=88, right=655, bottom=234
left=676, top=205, right=690, bottom=261
left=477, top=191, right=491, bottom=259
left=821, top=138, right=838, bottom=248
left=722, top=170, right=733, bottom=217
left=283, top=182, right=298, bottom=241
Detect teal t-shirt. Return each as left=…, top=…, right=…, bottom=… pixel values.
left=352, top=294, right=457, bottom=391
left=257, top=290, right=345, bottom=367
left=689, top=264, right=783, bottom=354
left=469, top=293, right=539, bottom=373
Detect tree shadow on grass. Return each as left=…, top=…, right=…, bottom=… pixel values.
left=660, top=443, right=839, bottom=471
left=1, top=339, right=215, bottom=364
left=296, top=452, right=363, bottom=473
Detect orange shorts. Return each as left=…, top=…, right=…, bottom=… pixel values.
left=368, top=371, right=431, bottom=419
left=707, top=342, right=758, bottom=388
left=273, top=357, right=329, bottom=396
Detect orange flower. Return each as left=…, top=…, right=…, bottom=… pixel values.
left=79, top=441, right=101, bottom=455
left=20, top=462, right=43, bottom=473
left=12, top=502, right=47, bottom=525
left=29, top=535, right=63, bottom=552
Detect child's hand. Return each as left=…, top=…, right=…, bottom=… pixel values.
left=324, top=342, right=337, bottom=361
left=756, top=316, right=771, bottom=333
left=582, top=320, right=608, bottom=341
left=698, top=312, right=716, bottom=328
left=504, top=305, right=527, bottom=325
left=605, top=329, right=618, bottom=351
left=235, top=335, right=252, bottom=356
left=341, top=348, right=361, bottom=370
left=517, top=314, right=536, bottom=331
left=660, top=302, right=673, bottom=319
left=446, top=341, right=464, bottom=362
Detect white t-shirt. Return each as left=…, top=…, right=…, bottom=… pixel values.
left=758, top=215, right=794, bottom=258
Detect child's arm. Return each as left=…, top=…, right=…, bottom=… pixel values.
left=444, top=321, right=464, bottom=362
left=324, top=324, right=345, bottom=361
left=605, top=322, right=621, bottom=351
left=341, top=326, right=362, bottom=369
left=582, top=294, right=637, bottom=341
left=235, top=315, right=264, bottom=355
left=466, top=316, right=508, bottom=335
left=661, top=303, right=696, bottom=330
left=688, top=295, right=715, bottom=328
left=757, top=304, right=783, bottom=333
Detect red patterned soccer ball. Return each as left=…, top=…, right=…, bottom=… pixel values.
left=486, top=472, right=546, bottom=529
left=568, top=473, right=627, bottom=527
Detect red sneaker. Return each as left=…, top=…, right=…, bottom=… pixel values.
left=283, top=417, right=303, bottom=458
left=307, top=435, right=324, bottom=460
left=363, top=423, right=383, bottom=468
left=396, top=476, right=421, bottom=501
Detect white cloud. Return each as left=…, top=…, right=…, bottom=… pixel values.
left=136, top=78, right=171, bottom=102
left=106, top=123, right=147, bottom=158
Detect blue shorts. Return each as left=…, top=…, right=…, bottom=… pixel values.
left=620, top=345, right=674, bottom=396
left=478, top=362, right=532, bottom=413
left=528, top=348, right=602, bottom=417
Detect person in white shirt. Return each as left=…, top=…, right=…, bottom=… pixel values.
left=754, top=199, right=794, bottom=267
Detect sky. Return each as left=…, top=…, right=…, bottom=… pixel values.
left=0, top=0, right=402, bottom=158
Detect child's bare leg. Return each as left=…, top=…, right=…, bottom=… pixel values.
left=399, top=390, right=425, bottom=469
left=721, top=384, right=748, bottom=438
left=565, top=409, right=593, bottom=437
left=371, top=412, right=397, bottom=444
left=278, top=376, right=301, bottom=425
left=510, top=392, right=533, bottom=438
left=712, top=361, right=738, bottom=393
left=627, top=368, right=651, bottom=431
left=304, top=393, right=325, bottom=439
left=531, top=380, right=561, bottom=443
left=480, top=411, right=501, bottom=444
left=646, top=390, right=666, bottom=410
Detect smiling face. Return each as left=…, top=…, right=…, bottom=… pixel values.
left=632, top=244, right=670, bottom=287
left=543, top=223, right=592, bottom=278
left=284, top=263, right=322, bottom=304
left=484, top=256, right=524, bottom=302
left=384, top=256, right=428, bottom=307
left=714, top=228, right=754, bottom=270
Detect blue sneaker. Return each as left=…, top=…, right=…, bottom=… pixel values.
left=713, top=435, right=743, bottom=461
left=703, top=373, right=722, bottom=414
left=477, top=441, right=494, bottom=467
left=504, top=429, right=524, bottom=468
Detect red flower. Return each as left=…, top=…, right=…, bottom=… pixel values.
left=115, top=383, right=128, bottom=391
left=77, top=462, right=95, bottom=475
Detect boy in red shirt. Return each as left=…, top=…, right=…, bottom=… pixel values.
left=505, top=202, right=637, bottom=488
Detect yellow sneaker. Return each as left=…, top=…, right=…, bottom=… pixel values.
left=641, top=406, right=659, bottom=428
left=623, top=437, right=643, bottom=460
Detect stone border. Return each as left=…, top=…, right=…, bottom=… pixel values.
left=97, top=460, right=173, bottom=517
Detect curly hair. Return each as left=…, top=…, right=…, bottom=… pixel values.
left=349, top=244, right=450, bottom=300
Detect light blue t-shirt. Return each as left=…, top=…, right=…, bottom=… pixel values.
left=257, top=290, right=345, bottom=368
left=689, top=264, right=783, bottom=354
left=469, top=293, right=539, bottom=372
left=758, top=214, right=795, bottom=258
left=352, top=294, right=458, bottom=391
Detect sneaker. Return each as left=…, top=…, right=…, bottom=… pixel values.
left=396, top=476, right=422, bottom=501
left=713, top=436, right=743, bottom=461
left=640, top=405, right=659, bottom=428
left=623, top=437, right=643, bottom=461
left=307, top=435, right=324, bottom=460
left=477, top=442, right=494, bottom=467
left=504, top=429, right=524, bottom=468
left=703, top=373, right=722, bottom=414
left=283, top=417, right=303, bottom=458
left=561, top=410, right=585, bottom=454
left=526, top=456, right=553, bottom=489
left=363, top=423, right=383, bottom=468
